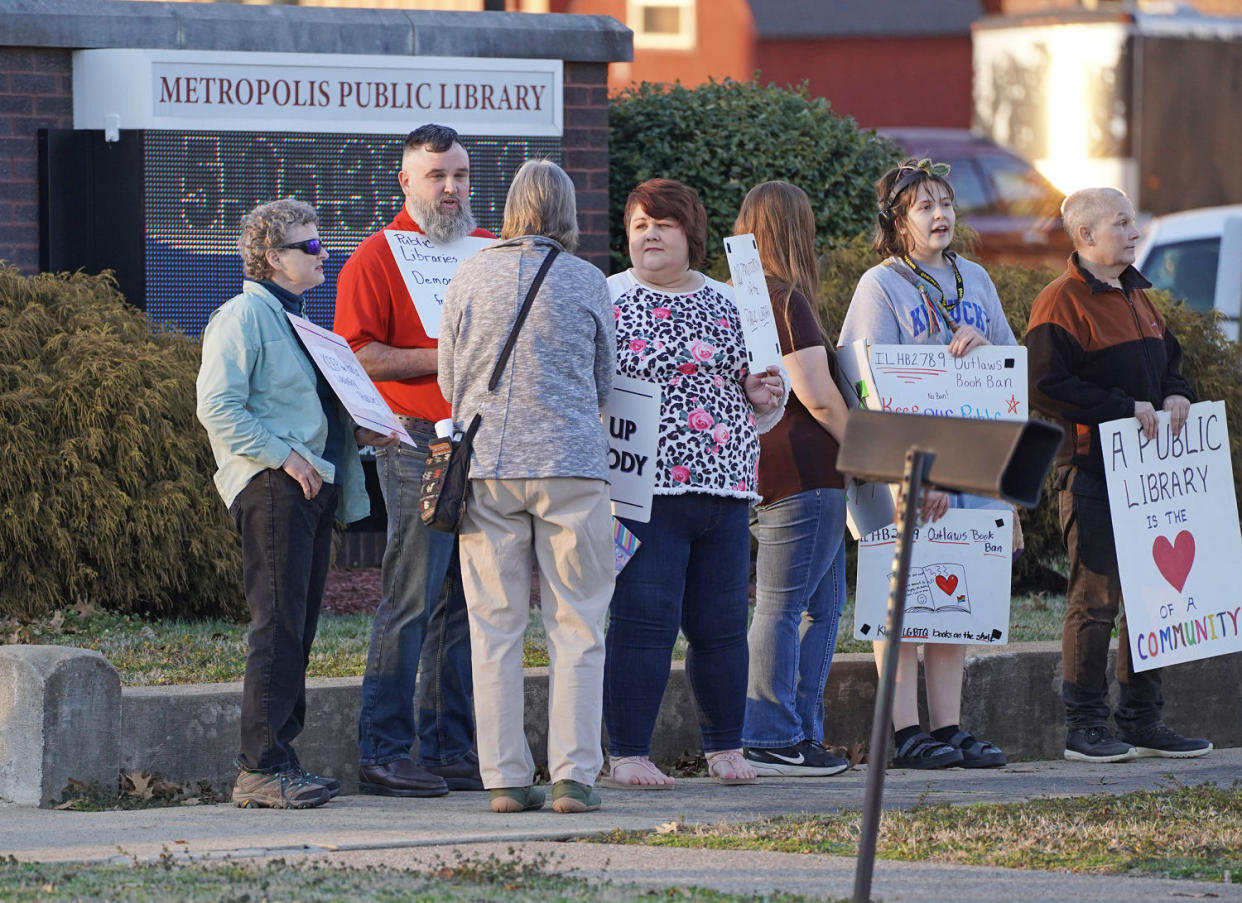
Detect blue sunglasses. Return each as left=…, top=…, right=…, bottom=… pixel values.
left=278, top=238, right=324, bottom=255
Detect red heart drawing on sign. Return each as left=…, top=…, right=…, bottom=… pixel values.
left=1152, top=531, right=1195, bottom=593
left=935, top=574, right=958, bottom=595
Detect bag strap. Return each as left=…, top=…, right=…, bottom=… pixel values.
left=487, top=246, right=560, bottom=392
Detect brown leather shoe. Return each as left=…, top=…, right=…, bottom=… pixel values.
left=358, top=759, right=449, bottom=798
left=424, top=750, right=485, bottom=791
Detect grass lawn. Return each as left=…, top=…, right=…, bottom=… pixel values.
left=590, top=782, right=1242, bottom=883
left=0, top=851, right=831, bottom=903
left=1, top=582, right=1068, bottom=687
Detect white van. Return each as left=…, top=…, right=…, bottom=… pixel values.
left=1135, top=205, right=1242, bottom=341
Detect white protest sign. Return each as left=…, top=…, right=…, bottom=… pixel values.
left=383, top=231, right=493, bottom=338
left=285, top=313, right=414, bottom=446
left=865, top=342, right=1027, bottom=420
left=722, top=233, right=782, bottom=370
left=1100, top=400, right=1242, bottom=671
left=854, top=509, right=1013, bottom=645
left=602, top=374, right=661, bottom=523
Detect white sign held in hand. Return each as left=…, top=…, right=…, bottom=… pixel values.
left=383, top=231, right=493, bottom=338
left=723, top=233, right=782, bottom=370
left=854, top=509, right=1013, bottom=645
left=285, top=313, right=414, bottom=446
left=1100, top=400, right=1242, bottom=671
left=602, top=374, right=661, bottom=523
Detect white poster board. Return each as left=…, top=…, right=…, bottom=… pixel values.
left=602, top=374, right=661, bottom=523
left=722, top=233, right=782, bottom=370
left=383, top=231, right=493, bottom=338
left=1100, top=400, right=1242, bottom=671
left=285, top=313, right=414, bottom=447
left=854, top=509, right=1013, bottom=645
left=855, top=341, right=1028, bottom=421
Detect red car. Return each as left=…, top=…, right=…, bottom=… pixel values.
left=878, top=128, right=1071, bottom=269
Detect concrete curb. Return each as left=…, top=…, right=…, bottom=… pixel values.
left=3, top=642, right=1240, bottom=805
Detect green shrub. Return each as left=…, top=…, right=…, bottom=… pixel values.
left=0, top=266, right=243, bottom=620
left=817, top=243, right=1241, bottom=592
left=608, top=78, right=900, bottom=274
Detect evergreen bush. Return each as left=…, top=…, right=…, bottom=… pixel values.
left=0, top=266, right=243, bottom=620
left=608, top=78, right=900, bottom=273
left=816, top=242, right=1242, bottom=593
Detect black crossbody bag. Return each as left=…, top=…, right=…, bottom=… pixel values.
left=419, top=247, right=560, bottom=532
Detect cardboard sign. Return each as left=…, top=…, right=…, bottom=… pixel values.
left=844, top=340, right=1027, bottom=421
left=285, top=313, right=414, bottom=446
left=1100, top=400, right=1242, bottom=671
left=723, top=233, right=782, bottom=370
left=602, top=374, right=660, bottom=523
left=383, top=231, right=493, bottom=338
left=854, top=509, right=1013, bottom=645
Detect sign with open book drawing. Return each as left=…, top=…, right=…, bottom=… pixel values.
left=853, top=509, right=1013, bottom=644
left=384, top=230, right=493, bottom=338
left=1100, top=400, right=1242, bottom=671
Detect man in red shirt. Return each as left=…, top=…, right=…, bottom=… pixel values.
left=335, top=124, right=495, bottom=797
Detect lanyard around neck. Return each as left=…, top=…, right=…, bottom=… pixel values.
left=902, top=253, right=963, bottom=309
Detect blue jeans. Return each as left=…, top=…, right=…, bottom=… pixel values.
left=604, top=494, right=751, bottom=756
left=743, top=488, right=847, bottom=748
left=357, top=419, right=475, bottom=767
left=230, top=471, right=339, bottom=772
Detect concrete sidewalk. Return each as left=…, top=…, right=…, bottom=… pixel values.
left=2, top=748, right=1238, bottom=902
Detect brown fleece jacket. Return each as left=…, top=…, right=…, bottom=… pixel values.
left=1025, top=254, right=1195, bottom=490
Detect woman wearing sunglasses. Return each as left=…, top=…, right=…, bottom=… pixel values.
left=197, top=199, right=397, bottom=809
left=837, top=159, right=1017, bottom=770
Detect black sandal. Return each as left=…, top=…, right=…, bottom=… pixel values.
left=891, top=731, right=963, bottom=769
left=945, top=730, right=1007, bottom=768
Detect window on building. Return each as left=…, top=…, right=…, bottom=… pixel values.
left=629, top=0, right=696, bottom=50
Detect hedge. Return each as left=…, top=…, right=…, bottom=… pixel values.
left=0, top=266, right=243, bottom=620
left=608, top=78, right=899, bottom=274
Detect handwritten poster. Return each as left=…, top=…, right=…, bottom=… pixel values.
left=843, top=340, right=1027, bottom=421
left=1100, top=400, right=1242, bottom=671
left=854, top=509, right=1013, bottom=644
left=383, top=231, right=493, bottom=338
left=723, top=233, right=782, bottom=370
left=285, top=313, right=414, bottom=446
left=602, top=374, right=660, bottom=523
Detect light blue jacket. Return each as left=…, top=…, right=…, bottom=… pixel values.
left=196, top=280, right=369, bottom=524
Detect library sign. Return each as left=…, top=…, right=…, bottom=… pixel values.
left=65, top=50, right=563, bottom=336
left=73, top=50, right=562, bottom=136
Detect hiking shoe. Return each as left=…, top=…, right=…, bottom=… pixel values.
left=1064, top=726, right=1137, bottom=763
left=551, top=780, right=601, bottom=813
left=1118, top=723, right=1213, bottom=759
left=943, top=730, right=1007, bottom=769
left=292, top=765, right=341, bottom=799
left=891, top=731, right=963, bottom=769
left=744, top=739, right=849, bottom=777
left=233, top=766, right=331, bottom=809
left=490, top=785, right=545, bottom=813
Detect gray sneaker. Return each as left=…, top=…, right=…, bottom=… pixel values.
left=233, top=766, right=332, bottom=809
left=1064, top=726, right=1137, bottom=763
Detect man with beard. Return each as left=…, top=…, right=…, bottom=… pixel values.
left=335, top=123, right=494, bottom=798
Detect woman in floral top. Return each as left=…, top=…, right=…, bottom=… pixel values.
left=600, top=179, right=786, bottom=790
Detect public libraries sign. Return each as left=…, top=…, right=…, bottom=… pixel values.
left=72, top=50, right=563, bottom=136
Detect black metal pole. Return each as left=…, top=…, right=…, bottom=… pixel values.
left=852, top=448, right=933, bottom=903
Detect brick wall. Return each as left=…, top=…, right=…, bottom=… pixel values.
left=562, top=61, right=610, bottom=272
left=0, top=48, right=72, bottom=273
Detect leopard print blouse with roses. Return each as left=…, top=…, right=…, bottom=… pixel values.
left=607, top=270, right=760, bottom=501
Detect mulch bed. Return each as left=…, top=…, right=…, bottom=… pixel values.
left=321, top=567, right=383, bottom=615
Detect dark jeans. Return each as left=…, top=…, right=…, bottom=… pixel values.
left=1059, top=481, right=1163, bottom=733
left=230, top=470, right=339, bottom=772
left=604, top=494, right=751, bottom=756
left=357, top=419, right=475, bottom=767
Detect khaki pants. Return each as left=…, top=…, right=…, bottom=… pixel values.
left=459, top=477, right=614, bottom=788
